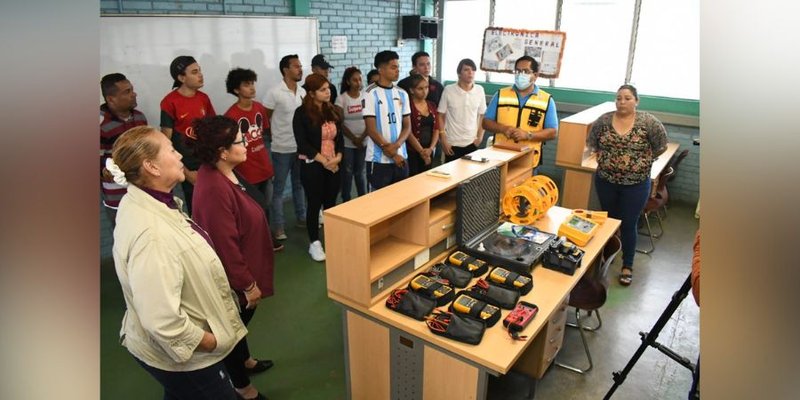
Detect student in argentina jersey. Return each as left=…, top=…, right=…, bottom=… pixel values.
left=362, top=50, right=412, bottom=192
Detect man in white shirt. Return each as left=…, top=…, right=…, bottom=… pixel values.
left=263, top=54, right=307, bottom=240
left=437, top=58, right=487, bottom=162
left=363, top=50, right=412, bottom=192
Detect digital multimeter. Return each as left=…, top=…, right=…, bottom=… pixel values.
left=557, top=214, right=600, bottom=247
left=409, top=275, right=452, bottom=299
left=452, top=294, right=500, bottom=320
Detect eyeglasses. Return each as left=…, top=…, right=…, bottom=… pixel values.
left=514, top=69, right=534, bottom=75
left=232, top=137, right=247, bottom=147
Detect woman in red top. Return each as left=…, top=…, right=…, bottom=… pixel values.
left=406, top=74, right=440, bottom=176
left=292, top=73, right=344, bottom=262
left=191, top=116, right=275, bottom=400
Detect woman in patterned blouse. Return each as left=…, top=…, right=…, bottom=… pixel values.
left=587, top=84, right=667, bottom=286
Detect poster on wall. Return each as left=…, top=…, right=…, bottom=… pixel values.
left=481, top=27, right=566, bottom=78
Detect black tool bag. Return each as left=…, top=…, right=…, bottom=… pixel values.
left=430, top=262, right=473, bottom=288
left=385, top=289, right=436, bottom=320
left=487, top=266, right=534, bottom=295
left=449, top=294, right=502, bottom=327
left=427, top=311, right=486, bottom=345
left=407, top=273, right=456, bottom=307
left=465, top=279, right=520, bottom=310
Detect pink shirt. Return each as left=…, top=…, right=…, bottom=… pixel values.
left=320, top=121, right=336, bottom=159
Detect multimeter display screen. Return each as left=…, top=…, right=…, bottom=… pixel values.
left=567, top=216, right=596, bottom=233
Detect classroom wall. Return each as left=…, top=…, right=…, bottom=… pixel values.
left=100, top=0, right=423, bottom=92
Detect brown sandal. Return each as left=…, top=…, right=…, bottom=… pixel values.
left=619, top=267, right=633, bottom=286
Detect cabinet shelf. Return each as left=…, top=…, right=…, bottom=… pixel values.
left=369, top=237, right=426, bottom=282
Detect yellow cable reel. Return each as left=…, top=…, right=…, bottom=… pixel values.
left=502, top=175, right=559, bottom=225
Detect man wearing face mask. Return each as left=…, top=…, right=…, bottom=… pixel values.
left=483, top=56, right=558, bottom=169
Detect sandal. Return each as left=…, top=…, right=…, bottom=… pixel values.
left=619, top=267, right=633, bottom=286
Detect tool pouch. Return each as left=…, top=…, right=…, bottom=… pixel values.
left=386, top=289, right=436, bottom=320
left=428, top=312, right=486, bottom=345
left=466, top=280, right=520, bottom=310
left=430, top=262, right=473, bottom=288
left=487, top=267, right=534, bottom=295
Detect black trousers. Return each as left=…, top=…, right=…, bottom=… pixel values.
left=222, top=307, right=257, bottom=389
left=135, top=357, right=236, bottom=400
left=300, top=161, right=340, bottom=242
left=444, top=143, right=478, bottom=163
left=407, top=148, right=433, bottom=176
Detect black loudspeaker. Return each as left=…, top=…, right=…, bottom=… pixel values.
left=401, top=15, right=438, bottom=39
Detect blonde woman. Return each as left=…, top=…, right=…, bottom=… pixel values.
left=109, top=126, right=245, bottom=399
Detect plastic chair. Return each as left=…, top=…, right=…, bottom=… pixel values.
left=661, top=149, right=689, bottom=218
left=555, top=235, right=622, bottom=374
left=636, top=167, right=674, bottom=254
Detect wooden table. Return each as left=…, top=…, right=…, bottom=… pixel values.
left=328, top=199, right=620, bottom=398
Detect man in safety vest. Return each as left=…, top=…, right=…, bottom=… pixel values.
left=483, top=56, right=558, bottom=169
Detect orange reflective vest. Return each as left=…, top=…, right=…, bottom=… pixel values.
left=494, top=87, right=551, bottom=166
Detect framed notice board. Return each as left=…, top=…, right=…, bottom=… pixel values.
left=480, top=27, right=566, bottom=79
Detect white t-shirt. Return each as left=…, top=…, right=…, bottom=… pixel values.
left=437, top=83, right=487, bottom=147
left=363, top=83, right=411, bottom=163
left=335, top=91, right=366, bottom=149
left=262, top=80, right=306, bottom=154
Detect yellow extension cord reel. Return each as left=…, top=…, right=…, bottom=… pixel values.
left=502, top=175, right=559, bottom=225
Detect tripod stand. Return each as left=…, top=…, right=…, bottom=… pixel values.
left=603, top=272, right=698, bottom=399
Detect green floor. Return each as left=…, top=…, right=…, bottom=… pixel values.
left=100, top=217, right=347, bottom=400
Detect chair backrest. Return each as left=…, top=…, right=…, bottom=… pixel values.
left=568, top=235, right=622, bottom=310
left=666, top=149, right=689, bottom=183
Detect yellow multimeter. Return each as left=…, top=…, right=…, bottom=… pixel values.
left=448, top=251, right=487, bottom=272
left=453, top=294, right=500, bottom=320
left=489, top=267, right=532, bottom=288
left=558, top=214, right=600, bottom=247
left=573, top=209, right=608, bottom=224
left=410, top=275, right=452, bottom=298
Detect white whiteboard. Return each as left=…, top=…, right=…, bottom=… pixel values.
left=100, top=15, right=319, bottom=124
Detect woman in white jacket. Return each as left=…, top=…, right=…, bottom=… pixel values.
left=109, top=126, right=247, bottom=400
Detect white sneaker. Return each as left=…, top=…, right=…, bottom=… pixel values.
left=309, top=240, right=326, bottom=262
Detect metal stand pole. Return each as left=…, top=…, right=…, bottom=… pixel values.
left=603, top=273, right=697, bottom=400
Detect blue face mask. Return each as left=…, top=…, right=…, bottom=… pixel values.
left=515, top=73, right=532, bottom=90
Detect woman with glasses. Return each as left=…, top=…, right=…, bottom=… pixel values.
left=191, top=115, right=275, bottom=400
left=587, top=84, right=668, bottom=286
left=109, top=125, right=245, bottom=400
left=293, top=73, right=343, bottom=262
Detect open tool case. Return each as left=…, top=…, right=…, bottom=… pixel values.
left=455, top=167, right=556, bottom=274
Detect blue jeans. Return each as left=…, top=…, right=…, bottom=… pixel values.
left=134, top=357, right=236, bottom=400
left=341, top=147, right=366, bottom=202
left=366, top=161, right=409, bottom=192
left=270, top=151, right=306, bottom=231
left=594, top=175, right=651, bottom=268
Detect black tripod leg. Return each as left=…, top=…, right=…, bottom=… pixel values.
left=603, top=274, right=694, bottom=400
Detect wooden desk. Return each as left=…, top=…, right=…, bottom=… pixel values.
left=324, top=149, right=621, bottom=399
left=555, top=102, right=680, bottom=208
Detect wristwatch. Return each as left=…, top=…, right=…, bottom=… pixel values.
left=526, top=132, right=533, bottom=140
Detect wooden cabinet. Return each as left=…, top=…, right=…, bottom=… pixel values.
left=324, top=146, right=621, bottom=399
left=324, top=146, right=536, bottom=308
